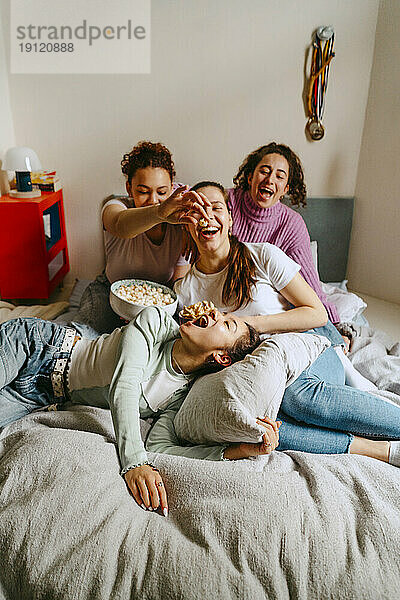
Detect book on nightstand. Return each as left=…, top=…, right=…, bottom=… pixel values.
left=31, top=171, right=62, bottom=192
left=9, top=171, right=62, bottom=193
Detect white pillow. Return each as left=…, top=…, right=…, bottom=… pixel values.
left=321, top=283, right=367, bottom=322
left=174, top=332, right=330, bottom=445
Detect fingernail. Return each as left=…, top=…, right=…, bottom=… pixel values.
left=163, top=508, right=169, bottom=517
left=140, top=503, right=146, bottom=510
left=147, top=506, right=153, bottom=511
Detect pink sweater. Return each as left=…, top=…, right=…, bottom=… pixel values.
left=227, top=188, right=339, bottom=323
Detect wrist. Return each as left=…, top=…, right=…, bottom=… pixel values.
left=153, top=203, right=164, bottom=224
left=244, top=315, right=257, bottom=330
left=120, top=459, right=152, bottom=477
left=246, top=315, right=270, bottom=335
left=223, top=444, right=243, bottom=461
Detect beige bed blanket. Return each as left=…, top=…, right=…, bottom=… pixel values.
left=0, top=300, right=69, bottom=324
left=0, top=405, right=399, bottom=600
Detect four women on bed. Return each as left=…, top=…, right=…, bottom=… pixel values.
left=146, top=181, right=400, bottom=473
left=74, top=141, right=207, bottom=334
left=3, top=140, right=397, bottom=514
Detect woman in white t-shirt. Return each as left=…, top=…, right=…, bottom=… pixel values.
left=74, top=141, right=209, bottom=334
left=172, top=181, right=400, bottom=465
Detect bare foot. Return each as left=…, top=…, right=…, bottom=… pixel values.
left=349, top=436, right=390, bottom=463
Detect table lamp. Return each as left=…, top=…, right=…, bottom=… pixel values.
left=2, top=146, right=42, bottom=198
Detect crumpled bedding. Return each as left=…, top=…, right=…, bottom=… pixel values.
left=348, top=324, right=400, bottom=398
left=0, top=405, right=399, bottom=600
left=0, top=300, right=69, bottom=324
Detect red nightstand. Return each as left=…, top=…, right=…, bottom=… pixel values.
left=0, top=190, right=70, bottom=299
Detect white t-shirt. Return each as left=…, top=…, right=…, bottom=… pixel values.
left=174, top=242, right=300, bottom=317
left=102, top=198, right=189, bottom=285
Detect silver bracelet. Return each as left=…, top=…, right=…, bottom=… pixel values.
left=220, top=446, right=230, bottom=461
left=120, top=461, right=156, bottom=476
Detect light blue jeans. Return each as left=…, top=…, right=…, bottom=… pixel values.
left=277, top=345, right=400, bottom=454
left=0, top=318, right=72, bottom=429
left=313, top=320, right=344, bottom=347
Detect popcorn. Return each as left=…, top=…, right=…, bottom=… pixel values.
left=115, top=282, right=175, bottom=307
left=179, top=300, right=215, bottom=320
left=198, top=218, right=209, bottom=228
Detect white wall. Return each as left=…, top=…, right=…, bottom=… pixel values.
left=347, top=0, right=400, bottom=304
left=1, top=0, right=379, bottom=281
left=0, top=5, right=15, bottom=194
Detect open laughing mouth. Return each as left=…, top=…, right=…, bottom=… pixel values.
left=197, top=222, right=220, bottom=240
left=257, top=186, right=274, bottom=201
left=190, top=314, right=211, bottom=328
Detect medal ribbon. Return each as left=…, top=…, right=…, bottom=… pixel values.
left=307, top=30, right=335, bottom=123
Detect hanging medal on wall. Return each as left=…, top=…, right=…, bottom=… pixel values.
left=307, top=26, right=335, bottom=141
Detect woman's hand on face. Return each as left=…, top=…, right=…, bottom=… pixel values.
left=156, top=185, right=188, bottom=223
left=177, top=190, right=214, bottom=226
left=223, top=417, right=281, bottom=460
left=124, top=464, right=168, bottom=515
left=185, top=191, right=214, bottom=225
left=157, top=187, right=211, bottom=225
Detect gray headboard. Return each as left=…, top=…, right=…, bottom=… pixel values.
left=283, top=197, right=354, bottom=283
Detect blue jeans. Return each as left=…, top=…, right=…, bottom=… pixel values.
left=0, top=318, right=72, bottom=429
left=313, top=320, right=344, bottom=347
left=277, top=346, right=400, bottom=454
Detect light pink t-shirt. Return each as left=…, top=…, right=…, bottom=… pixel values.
left=102, top=198, right=189, bottom=285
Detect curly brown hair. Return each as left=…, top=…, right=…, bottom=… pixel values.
left=121, top=141, right=176, bottom=183
left=232, top=142, right=307, bottom=207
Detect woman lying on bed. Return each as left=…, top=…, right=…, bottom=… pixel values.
left=0, top=307, right=265, bottom=515
left=146, top=181, right=400, bottom=468
left=74, top=141, right=209, bottom=334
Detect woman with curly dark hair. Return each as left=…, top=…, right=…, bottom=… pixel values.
left=227, top=143, right=340, bottom=329
left=73, top=141, right=208, bottom=334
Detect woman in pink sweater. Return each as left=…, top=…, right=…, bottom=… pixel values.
left=227, top=142, right=340, bottom=325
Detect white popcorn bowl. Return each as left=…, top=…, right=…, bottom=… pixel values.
left=110, top=279, right=178, bottom=321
